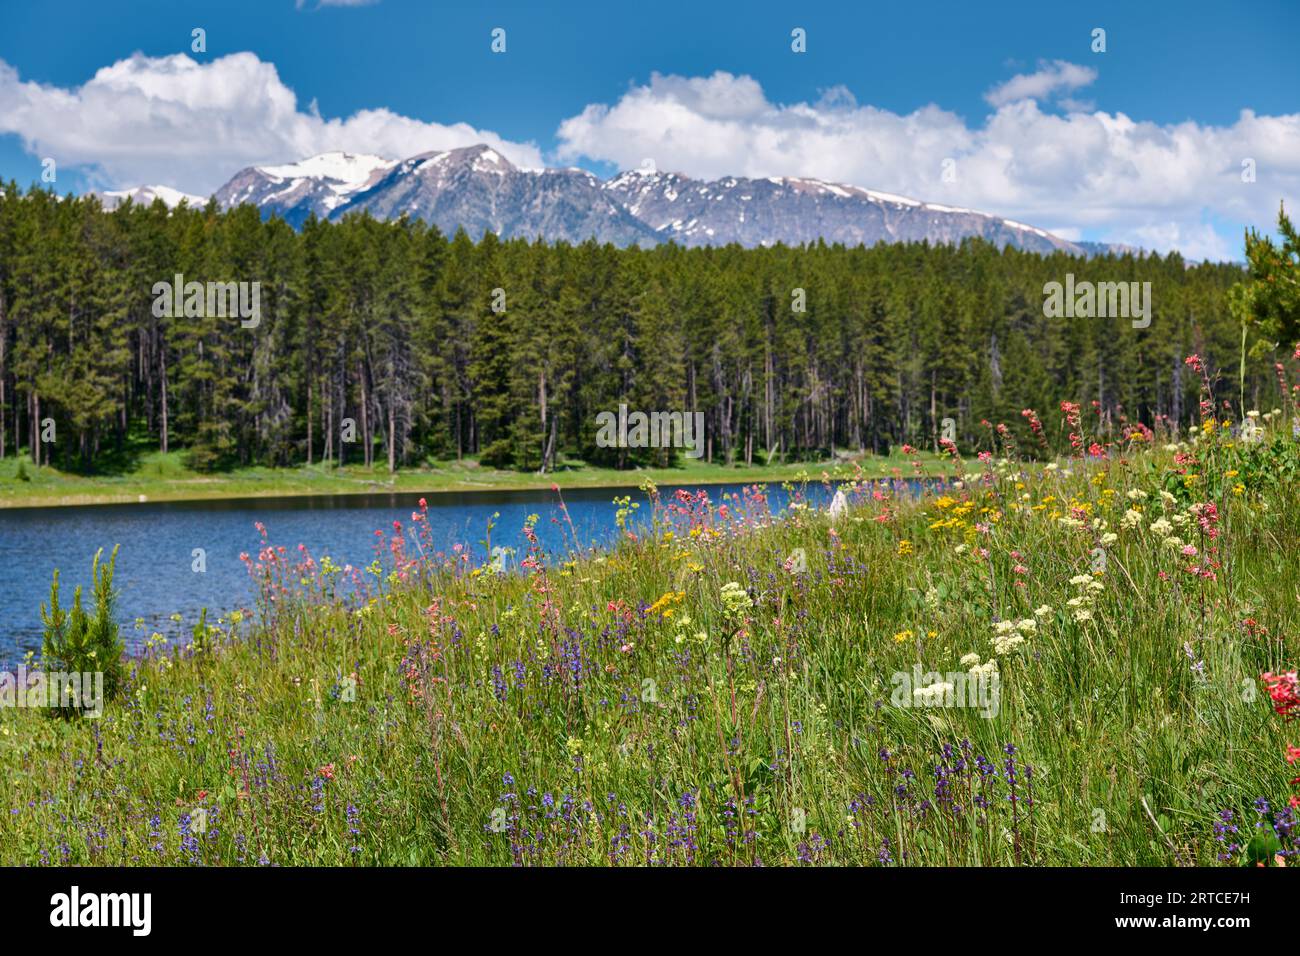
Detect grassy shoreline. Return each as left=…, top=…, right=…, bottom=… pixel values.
left=0, top=449, right=950, bottom=509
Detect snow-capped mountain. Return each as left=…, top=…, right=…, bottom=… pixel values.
left=141, top=144, right=1114, bottom=255
left=332, top=145, right=658, bottom=245
left=212, top=151, right=396, bottom=228
left=601, top=169, right=1083, bottom=254
left=95, top=184, right=208, bottom=210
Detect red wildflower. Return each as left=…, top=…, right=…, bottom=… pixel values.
left=1262, top=671, right=1299, bottom=720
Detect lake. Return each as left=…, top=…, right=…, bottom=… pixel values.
left=0, top=478, right=939, bottom=666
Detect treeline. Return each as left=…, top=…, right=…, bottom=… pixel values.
left=0, top=183, right=1282, bottom=474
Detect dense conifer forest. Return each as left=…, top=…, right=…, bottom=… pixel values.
left=0, top=184, right=1285, bottom=474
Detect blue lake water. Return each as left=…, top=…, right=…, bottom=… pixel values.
left=1, top=478, right=929, bottom=666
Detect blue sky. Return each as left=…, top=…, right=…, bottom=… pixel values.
left=1, top=0, right=1297, bottom=259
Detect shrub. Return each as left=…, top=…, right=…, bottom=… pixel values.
left=40, top=545, right=125, bottom=716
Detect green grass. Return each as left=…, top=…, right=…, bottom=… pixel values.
left=1, top=430, right=1297, bottom=866
left=0, top=447, right=951, bottom=509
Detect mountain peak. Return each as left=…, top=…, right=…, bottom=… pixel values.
left=447, top=144, right=516, bottom=172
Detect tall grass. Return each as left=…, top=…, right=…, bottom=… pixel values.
left=1, top=414, right=1297, bottom=866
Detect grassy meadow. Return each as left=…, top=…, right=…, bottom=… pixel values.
left=2, top=409, right=1299, bottom=867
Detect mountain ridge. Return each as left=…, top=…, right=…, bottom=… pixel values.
left=106, top=145, right=1127, bottom=256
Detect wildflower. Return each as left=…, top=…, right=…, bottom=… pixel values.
left=992, top=631, right=1025, bottom=656
left=646, top=590, right=686, bottom=618
left=1262, top=671, right=1299, bottom=719
left=720, top=582, right=754, bottom=618
left=892, top=630, right=915, bottom=644
left=914, top=681, right=955, bottom=706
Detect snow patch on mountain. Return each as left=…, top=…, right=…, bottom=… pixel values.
left=97, top=184, right=207, bottom=209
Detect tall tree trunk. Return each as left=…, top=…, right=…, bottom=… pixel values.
left=387, top=399, right=395, bottom=474
left=325, top=374, right=333, bottom=466
left=307, top=377, right=313, bottom=466
left=32, top=391, right=40, bottom=466
left=538, top=368, right=548, bottom=473
left=930, top=372, right=937, bottom=453
left=542, top=415, right=556, bottom=475
left=160, top=346, right=169, bottom=454
left=358, top=361, right=370, bottom=469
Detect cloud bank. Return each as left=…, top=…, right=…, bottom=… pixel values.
left=555, top=68, right=1300, bottom=261
left=0, top=52, right=543, bottom=196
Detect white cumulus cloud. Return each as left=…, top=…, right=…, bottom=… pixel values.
left=554, top=70, right=1300, bottom=260
left=0, top=52, right=543, bottom=196
left=984, top=60, right=1098, bottom=108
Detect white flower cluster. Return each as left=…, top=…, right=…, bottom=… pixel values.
left=912, top=680, right=956, bottom=706
left=1066, top=573, right=1104, bottom=622
left=1150, top=512, right=1191, bottom=551
left=992, top=617, right=1037, bottom=655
